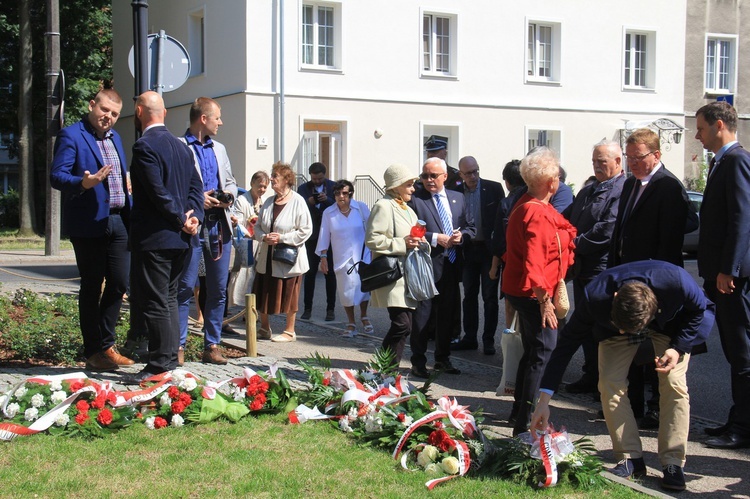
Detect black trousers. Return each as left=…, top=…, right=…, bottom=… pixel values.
left=303, top=243, right=337, bottom=311
left=70, top=214, right=129, bottom=358
left=411, top=259, right=460, bottom=368
left=462, top=241, right=499, bottom=347
left=130, top=248, right=188, bottom=374
left=572, top=277, right=598, bottom=380
left=382, top=307, right=413, bottom=366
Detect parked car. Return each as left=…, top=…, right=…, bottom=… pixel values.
left=683, top=191, right=702, bottom=254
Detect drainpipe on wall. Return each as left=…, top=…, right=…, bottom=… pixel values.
left=279, top=0, right=285, bottom=162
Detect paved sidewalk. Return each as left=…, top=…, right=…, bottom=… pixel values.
left=0, top=249, right=748, bottom=497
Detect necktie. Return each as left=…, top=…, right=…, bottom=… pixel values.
left=434, top=193, right=456, bottom=263
left=621, top=179, right=642, bottom=226
left=708, top=156, right=716, bottom=178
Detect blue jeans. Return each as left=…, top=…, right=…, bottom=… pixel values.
left=177, top=219, right=231, bottom=348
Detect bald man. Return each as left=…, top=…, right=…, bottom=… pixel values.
left=126, top=91, right=204, bottom=384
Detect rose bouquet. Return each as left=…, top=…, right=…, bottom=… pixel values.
left=227, top=366, right=295, bottom=414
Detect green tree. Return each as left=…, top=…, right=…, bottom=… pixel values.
left=0, top=0, right=113, bottom=231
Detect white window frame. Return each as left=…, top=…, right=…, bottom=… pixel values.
left=525, top=126, right=562, bottom=157
left=622, top=27, right=656, bottom=90
left=187, top=7, right=206, bottom=77
left=525, top=18, right=562, bottom=84
left=704, top=34, right=737, bottom=95
left=299, top=1, right=343, bottom=72
left=420, top=9, right=458, bottom=78
left=420, top=122, right=460, bottom=167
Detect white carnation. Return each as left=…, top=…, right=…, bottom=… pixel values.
left=364, top=414, right=383, bottom=433
left=159, top=393, right=172, bottom=407
left=145, top=416, right=156, bottom=430
left=5, top=403, right=20, bottom=418
left=14, top=386, right=28, bottom=398
left=347, top=406, right=359, bottom=421
left=180, top=378, right=198, bottom=392
left=170, top=414, right=184, bottom=428
left=31, top=393, right=45, bottom=408
left=171, top=370, right=187, bottom=384
left=339, top=418, right=353, bottom=433
left=232, top=387, right=246, bottom=402
left=54, top=413, right=70, bottom=427
left=51, top=390, right=68, bottom=404
left=24, top=407, right=39, bottom=421
left=49, top=380, right=63, bottom=391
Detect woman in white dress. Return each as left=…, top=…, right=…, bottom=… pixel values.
left=317, top=180, right=373, bottom=337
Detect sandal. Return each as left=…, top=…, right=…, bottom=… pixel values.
left=361, top=317, right=374, bottom=334
left=343, top=324, right=358, bottom=338
left=271, top=331, right=296, bottom=342
left=257, top=326, right=272, bottom=340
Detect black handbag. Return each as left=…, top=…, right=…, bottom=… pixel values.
left=348, top=255, right=402, bottom=293
left=272, top=243, right=299, bottom=266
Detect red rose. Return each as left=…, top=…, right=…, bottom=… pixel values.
left=154, top=417, right=168, bottom=429
left=168, top=386, right=180, bottom=399
left=91, top=394, right=106, bottom=409
left=69, top=381, right=85, bottom=392
left=397, top=413, right=406, bottom=422
left=76, top=400, right=90, bottom=413
left=171, top=401, right=186, bottom=414
left=97, top=409, right=113, bottom=426
left=178, top=392, right=192, bottom=406
left=75, top=412, right=89, bottom=425
left=434, top=420, right=444, bottom=429
left=427, top=429, right=454, bottom=452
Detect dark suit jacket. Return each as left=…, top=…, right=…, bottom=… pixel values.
left=50, top=120, right=131, bottom=238
left=129, top=126, right=204, bottom=251
left=540, top=261, right=715, bottom=391
left=698, top=143, right=750, bottom=280
left=408, top=188, right=476, bottom=282
left=297, top=178, right=336, bottom=246
left=463, top=178, right=505, bottom=242
left=609, top=164, right=689, bottom=267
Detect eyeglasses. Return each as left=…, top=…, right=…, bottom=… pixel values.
left=419, top=172, right=445, bottom=180
left=625, top=151, right=655, bottom=162
left=460, top=169, right=479, bottom=177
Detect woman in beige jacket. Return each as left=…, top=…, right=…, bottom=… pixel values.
left=365, top=164, right=422, bottom=366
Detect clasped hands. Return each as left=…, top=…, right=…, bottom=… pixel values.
left=436, top=231, right=462, bottom=248
left=182, top=209, right=200, bottom=235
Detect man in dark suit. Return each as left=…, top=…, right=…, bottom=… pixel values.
left=297, top=162, right=337, bottom=321
left=451, top=156, right=504, bottom=355
left=695, top=101, right=750, bottom=450
left=531, top=261, right=715, bottom=491
left=50, top=88, right=134, bottom=372
left=408, top=157, right=475, bottom=377
left=126, top=91, right=204, bottom=384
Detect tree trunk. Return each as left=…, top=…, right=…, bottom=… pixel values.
left=18, top=0, right=36, bottom=236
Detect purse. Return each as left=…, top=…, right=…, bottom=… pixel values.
left=553, top=233, right=570, bottom=319
left=272, top=243, right=299, bottom=266
left=348, top=255, right=402, bottom=293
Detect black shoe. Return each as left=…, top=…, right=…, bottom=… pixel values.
left=300, top=309, right=312, bottom=320
left=325, top=310, right=335, bottom=321
left=221, top=325, right=241, bottom=338
left=410, top=366, right=430, bottom=379
left=433, top=362, right=461, bottom=374
left=704, top=422, right=730, bottom=437
left=705, top=431, right=750, bottom=449
left=609, top=458, right=647, bottom=479
left=124, top=369, right=158, bottom=386
left=451, top=338, right=478, bottom=351
left=661, top=465, right=686, bottom=491
left=483, top=346, right=496, bottom=355
left=121, top=338, right=149, bottom=363
left=639, top=409, right=660, bottom=430
left=565, top=377, right=598, bottom=394
left=508, top=406, right=519, bottom=426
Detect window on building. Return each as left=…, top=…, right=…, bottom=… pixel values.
left=705, top=35, right=736, bottom=94
left=422, top=11, right=457, bottom=77
left=623, top=29, right=655, bottom=89
left=526, top=20, right=561, bottom=83
left=188, top=9, right=205, bottom=77
left=301, top=2, right=341, bottom=69
left=526, top=128, right=561, bottom=155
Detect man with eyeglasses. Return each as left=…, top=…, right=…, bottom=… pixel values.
left=529, top=260, right=714, bottom=491
left=408, top=157, right=476, bottom=377
left=451, top=156, right=505, bottom=355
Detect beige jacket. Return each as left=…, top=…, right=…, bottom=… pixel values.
left=365, top=196, right=419, bottom=309
left=254, top=192, right=312, bottom=277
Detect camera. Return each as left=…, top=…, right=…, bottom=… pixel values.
left=213, top=189, right=235, bottom=205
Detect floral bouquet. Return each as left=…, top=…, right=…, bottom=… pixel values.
left=225, top=366, right=295, bottom=414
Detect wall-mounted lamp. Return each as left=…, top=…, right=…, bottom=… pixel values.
left=374, top=128, right=383, bottom=139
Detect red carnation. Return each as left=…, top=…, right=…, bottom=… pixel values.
left=178, top=392, right=192, bottom=406
left=76, top=400, right=90, bottom=413
left=136, top=412, right=143, bottom=419
left=97, top=408, right=113, bottom=426
left=154, top=417, right=168, bottom=429
left=322, top=378, right=330, bottom=386
left=107, top=392, right=118, bottom=405
left=249, top=375, right=263, bottom=385
left=397, top=413, right=406, bottom=422
left=255, top=393, right=267, bottom=406
left=171, top=401, right=186, bottom=414
left=260, top=381, right=269, bottom=392
left=168, top=386, right=180, bottom=398
left=91, top=394, right=106, bottom=409
left=249, top=399, right=264, bottom=411
left=69, top=381, right=85, bottom=392
left=75, top=412, right=90, bottom=425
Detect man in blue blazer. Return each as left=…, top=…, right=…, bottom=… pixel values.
left=126, top=91, right=204, bottom=384
left=695, top=101, right=750, bottom=450
left=408, top=157, right=475, bottom=377
left=50, top=88, right=134, bottom=372
left=531, top=261, right=714, bottom=491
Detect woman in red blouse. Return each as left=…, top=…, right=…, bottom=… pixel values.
left=501, top=147, right=576, bottom=436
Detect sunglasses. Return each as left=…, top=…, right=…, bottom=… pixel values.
left=419, top=172, right=444, bottom=180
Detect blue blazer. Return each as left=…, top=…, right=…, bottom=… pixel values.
left=698, top=143, right=750, bottom=280
left=129, top=126, right=204, bottom=251
left=408, top=188, right=476, bottom=282
left=50, top=120, right=131, bottom=238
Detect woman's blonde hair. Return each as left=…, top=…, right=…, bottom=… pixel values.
left=520, top=146, right=560, bottom=190
left=271, top=162, right=296, bottom=188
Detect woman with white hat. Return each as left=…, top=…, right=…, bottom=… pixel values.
left=365, top=164, right=422, bottom=367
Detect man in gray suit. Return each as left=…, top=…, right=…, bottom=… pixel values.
left=126, top=91, right=204, bottom=384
